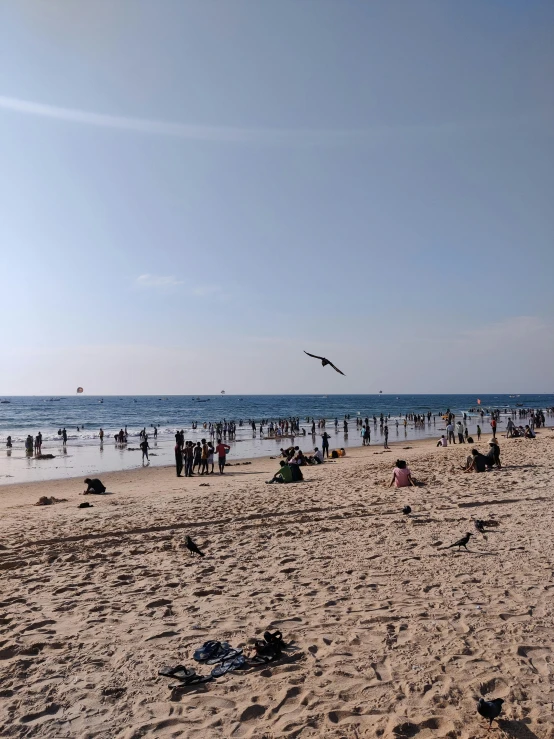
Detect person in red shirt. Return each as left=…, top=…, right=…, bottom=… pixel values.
left=490, top=417, right=497, bottom=439
left=215, top=438, right=230, bottom=474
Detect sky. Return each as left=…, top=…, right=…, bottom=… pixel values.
left=1, top=0, right=553, bottom=395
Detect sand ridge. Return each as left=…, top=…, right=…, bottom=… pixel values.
left=0, top=433, right=553, bottom=737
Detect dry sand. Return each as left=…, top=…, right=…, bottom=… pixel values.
left=1, top=432, right=553, bottom=738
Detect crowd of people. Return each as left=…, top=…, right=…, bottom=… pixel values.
left=3, top=408, right=552, bottom=470
left=174, top=433, right=230, bottom=477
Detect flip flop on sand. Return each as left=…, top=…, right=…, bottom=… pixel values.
left=206, top=647, right=243, bottom=665
left=211, top=654, right=246, bottom=678
left=168, top=674, right=213, bottom=689
left=193, top=641, right=225, bottom=662
left=158, top=665, right=196, bottom=681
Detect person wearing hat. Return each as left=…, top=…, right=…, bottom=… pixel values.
left=486, top=439, right=501, bottom=468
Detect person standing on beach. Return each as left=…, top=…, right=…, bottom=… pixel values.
left=456, top=421, right=464, bottom=444
left=477, top=424, right=481, bottom=441
left=321, top=431, right=330, bottom=458
left=384, top=424, right=389, bottom=449
left=184, top=441, right=194, bottom=477
left=200, top=438, right=209, bottom=475
left=140, top=437, right=150, bottom=465
left=446, top=422, right=455, bottom=444
left=192, top=442, right=202, bottom=473
left=62, top=428, right=67, bottom=446
left=490, top=417, right=497, bottom=439
left=215, top=438, right=230, bottom=474
left=174, top=434, right=183, bottom=477
left=99, top=428, right=104, bottom=444
left=207, top=441, right=215, bottom=473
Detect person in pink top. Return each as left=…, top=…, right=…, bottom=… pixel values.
left=389, top=459, right=415, bottom=488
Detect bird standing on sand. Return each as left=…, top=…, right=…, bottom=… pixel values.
left=477, top=697, right=504, bottom=728
left=447, top=532, right=472, bottom=551
left=303, top=351, right=345, bottom=376
left=185, top=535, right=205, bottom=557
left=402, top=506, right=412, bottom=515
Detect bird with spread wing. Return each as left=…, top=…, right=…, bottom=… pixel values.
left=304, top=351, right=345, bottom=376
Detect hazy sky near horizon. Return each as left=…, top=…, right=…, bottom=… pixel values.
left=1, top=1, right=553, bottom=395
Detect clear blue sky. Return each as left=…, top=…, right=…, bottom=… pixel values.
left=1, top=1, right=553, bottom=394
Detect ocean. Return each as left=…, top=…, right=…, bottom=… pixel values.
left=1, top=393, right=552, bottom=444
left=1, top=394, right=552, bottom=485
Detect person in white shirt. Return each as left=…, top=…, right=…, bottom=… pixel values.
left=446, top=423, right=455, bottom=444
left=437, top=435, right=448, bottom=447
left=313, top=447, right=324, bottom=463
left=456, top=422, right=464, bottom=444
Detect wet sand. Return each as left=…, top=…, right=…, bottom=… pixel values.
left=1, top=430, right=553, bottom=737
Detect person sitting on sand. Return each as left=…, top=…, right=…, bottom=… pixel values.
left=267, top=461, right=293, bottom=484
left=389, top=459, right=415, bottom=488
left=524, top=425, right=536, bottom=439
left=83, top=477, right=106, bottom=494
left=294, top=449, right=306, bottom=465
left=437, top=435, right=448, bottom=447
left=312, top=447, right=324, bottom=464
left=276, top=460, right=303, bottom=483
left=462, top=449, right=489, bottom=473
left=486, top=440, right=502, bottom=468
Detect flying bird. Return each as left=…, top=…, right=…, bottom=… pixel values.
left=402, top=506, right=412, bottom=515
left=447, top=532, right=472, bottom=551
left=477, top=697, right=504, bottom=728
left=303, top=351, right=345, bottom=376
left=185, top=535, right=205, bottom=557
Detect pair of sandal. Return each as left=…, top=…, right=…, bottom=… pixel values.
left=158, top=665, right=212, bottom=687
left=194, top=640, right=246, bottom=678
left=193, top=640, right=243, bottom=665
left=251, top=630, right=286, bottom=664
left=158, top=656, right=246, bottom=687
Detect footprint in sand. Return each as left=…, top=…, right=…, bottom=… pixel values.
left=517, top=645, right=551, bottom=677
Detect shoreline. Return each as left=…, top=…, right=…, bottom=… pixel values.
left=1, top=417, right=551, bottom=490
left=1, top=427, right=549, bottom=500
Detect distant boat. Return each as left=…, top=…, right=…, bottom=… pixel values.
left=0, top=400, right=10, bottom=404
left=99, top=399, right=103, bottom=404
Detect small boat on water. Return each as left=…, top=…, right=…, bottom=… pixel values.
left=0, top=400, right=10, bottom=404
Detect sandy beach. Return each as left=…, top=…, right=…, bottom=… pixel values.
left=1, top=431, right=553, bottom=738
